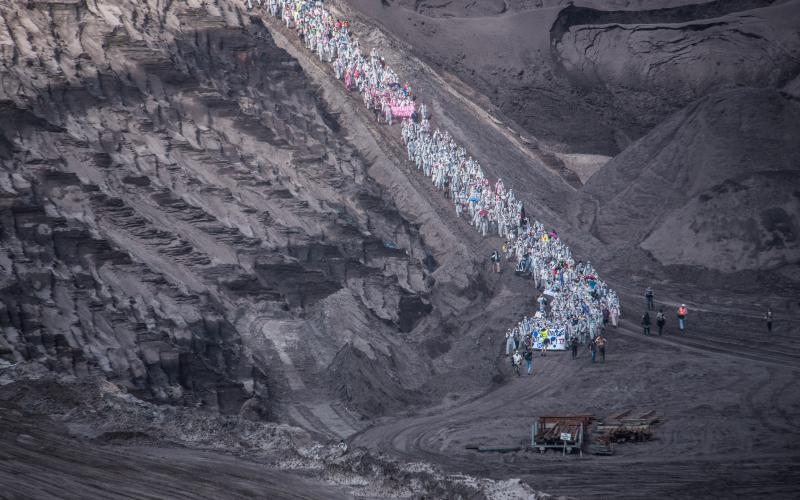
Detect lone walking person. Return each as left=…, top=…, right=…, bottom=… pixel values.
left=490, top=249, right=501, bottom=273
left=595, top=334, right=606, bottom=363
left=512, top=350, right=522, bottom=377
left=765, top=308, right=773, bottom=333
left=641, top=311, right=651, bottom=336
left=645, top=286, right=654, bottom=310
left=504, top=329, right=515, bottom=356
left=677, top=304, right=687, bottom=333
left=570, top=336, right=578, bottom=359
left=524, top=348, right=533, bottom=375
left=656, top=309, right=666, bottom=336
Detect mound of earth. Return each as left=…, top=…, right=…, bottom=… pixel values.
left=574, top=87, right=800, bottom=272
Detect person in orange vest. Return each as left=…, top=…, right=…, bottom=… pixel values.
left=677, top=304, right=687, bottom=332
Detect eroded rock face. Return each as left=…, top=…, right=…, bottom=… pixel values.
left=0, top=0, right=447, bottom=417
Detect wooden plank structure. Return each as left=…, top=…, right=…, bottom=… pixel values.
left=594, top=409, right=658, bottom=445
left=462, top=411, right=659, bottom=457
left=531, top=415, right=593, bottom=454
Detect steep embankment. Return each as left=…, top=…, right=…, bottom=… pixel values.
left=575, top=87, right=800, bottom=273
left=0, top=0, right=485, bottom=426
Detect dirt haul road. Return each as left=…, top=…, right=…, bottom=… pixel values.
left=351, top=322, right=800, bottom=498
left=253, top=3, right=800, bottom=498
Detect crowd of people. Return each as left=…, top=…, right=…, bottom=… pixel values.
left=258, top=0, right=419, bottom=126
left=249, top=0, right=621, bottom=365
left=249, top=0, right=782, bottom=378
left=400, top=117, right=621, bottom=353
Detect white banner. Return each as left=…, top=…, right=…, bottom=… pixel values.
left=532, top=330, right=567, bottom=351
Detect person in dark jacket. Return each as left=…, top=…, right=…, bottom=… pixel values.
left=656, top=309, right=666, bottom=336
left=765, top=308, right=773, bottom=333
left=641, top=311, right=651, bottom=336
left=524, top=347, right=533, bottom=375
left=570, top=336, right=579, bottom=359
left=490, top=249, right=501, bottom=273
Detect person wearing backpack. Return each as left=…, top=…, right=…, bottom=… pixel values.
left=656, top=309, right=666, bottom=335
left=641, top=311, right=651, bottom=336
left=677, top=304, right=687, bottom=332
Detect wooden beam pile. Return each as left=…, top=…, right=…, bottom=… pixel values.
left=594, top=409, right=659, bottom=445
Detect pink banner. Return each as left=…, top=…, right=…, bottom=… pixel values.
left=391, top=105, right=415, bottom=118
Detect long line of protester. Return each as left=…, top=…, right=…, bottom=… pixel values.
left=248, top=0, right=621, bottom=353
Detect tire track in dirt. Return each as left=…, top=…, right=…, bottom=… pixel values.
left=351, top=319, right=800, bottom=497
